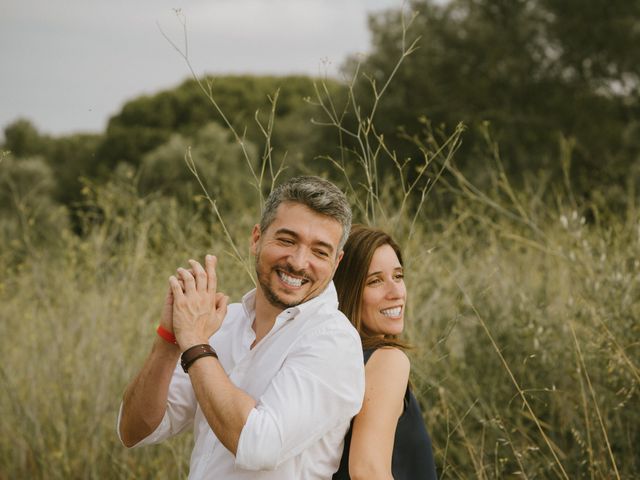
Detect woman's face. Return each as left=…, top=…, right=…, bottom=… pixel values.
left=360, top=243, right=406, bottom=337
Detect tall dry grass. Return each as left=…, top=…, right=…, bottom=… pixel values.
left=1, top=10, right=639, bottom=479
left=1, top=155, right=638, bottom=479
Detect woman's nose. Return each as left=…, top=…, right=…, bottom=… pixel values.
left=386, top=279, right=405, bottom=299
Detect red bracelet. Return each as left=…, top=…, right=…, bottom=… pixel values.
left=156, top=325, right=177, bottom=344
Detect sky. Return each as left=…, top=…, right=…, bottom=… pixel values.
left=0, top=0, right=401, bottom=138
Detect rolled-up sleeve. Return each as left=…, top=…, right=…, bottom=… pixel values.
left=235, top=322, right=365, bottom=470
left=116, top=361, right=198, bottom=448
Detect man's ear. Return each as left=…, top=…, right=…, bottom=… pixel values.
left=250, top=224, right=261, bottom=255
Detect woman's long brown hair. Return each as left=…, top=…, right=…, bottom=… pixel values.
left=333, top=224, right=409, bottom=351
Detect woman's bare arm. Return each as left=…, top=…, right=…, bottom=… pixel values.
left=348, top=347, right=410, bottom=480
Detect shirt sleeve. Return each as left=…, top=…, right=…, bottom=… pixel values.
left=234, top=322, right=365, bottom=470
left=116, top=360, right=197, bottom=448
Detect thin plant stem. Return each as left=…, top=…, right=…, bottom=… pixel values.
left=184, top=148, right=255, bottom=285
left=455, top=278, right=571, bottom=480
left=569, top=321, right=621, bottom=479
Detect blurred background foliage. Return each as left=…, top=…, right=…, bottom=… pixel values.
left=3, top=0, right=638, bottom=218
left=1, top=0, right=639, bottom=478
left=335, top=0, right=640, bottom=208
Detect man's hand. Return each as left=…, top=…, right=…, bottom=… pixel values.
left=169, top=255, right=229, bottom=351
left=159, top=285, right=176, bottom=334
left=160, top=268, right=197, bottom=335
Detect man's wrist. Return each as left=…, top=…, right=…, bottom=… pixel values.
left=176, top=335, right=210, bottom=353
left=157, top=325, right=177, bottom=344
left=151, top=335, right=181, bottom=358
left=181, top=344, right=218, bottom=373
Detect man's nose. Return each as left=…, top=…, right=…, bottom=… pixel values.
left=288, top=246, right=311, bottom=271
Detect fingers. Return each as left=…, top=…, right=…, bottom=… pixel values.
left=215, top=292, right=229, bottom=321
left=188, top=259, right=207, bottom=292
left=177, top=267, right=196, bottom=294
left=173, top=256, right=217, bottom=295
left=169, top=275, right=184, bottom=300
left=214, top=292, right=226, bottom=307
left=205, top=255, right=218, bottom=294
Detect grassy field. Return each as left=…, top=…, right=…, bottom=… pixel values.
left=0, top=158, right=638, bottom=479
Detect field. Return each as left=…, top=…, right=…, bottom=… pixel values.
left=1, top=146, right=638, bottom=479
left=1, top=21, right=639, bottom=474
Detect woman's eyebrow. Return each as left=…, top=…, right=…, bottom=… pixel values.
left=366, top=267, right=403, bottom=278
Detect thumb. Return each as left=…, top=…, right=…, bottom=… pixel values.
left=216, top=293, right=229, bottom=320
left=165, top=285, right=174, bottom=305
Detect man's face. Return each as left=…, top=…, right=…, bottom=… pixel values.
left=251, top=202, right=344, bottom=310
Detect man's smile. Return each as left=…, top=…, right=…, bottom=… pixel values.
left=276, top=268, right=310, bottom=289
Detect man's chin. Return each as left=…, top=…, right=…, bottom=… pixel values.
left=264, top=287, right=305, bottom=310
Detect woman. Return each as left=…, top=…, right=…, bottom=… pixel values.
left=332, top=225, right=438, bottom=480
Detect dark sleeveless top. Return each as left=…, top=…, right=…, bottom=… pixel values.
left=333, top=349, right=438, bottom=480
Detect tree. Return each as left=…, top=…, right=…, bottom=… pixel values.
left=139, top=122, right=258, bottom=210
left=341, top=0, right=640, bottom=195
left=48, top=133, right=102, bottom=205
left=0, top=152, right=68, bottom=256
left=96, top=75, right=338, bottom=174
left=2, top=120, right=103, bottom=208
left=3, top=119, right=50, bottom=158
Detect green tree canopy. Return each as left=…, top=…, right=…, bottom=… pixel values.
left=96, top=75, right=339, bottom=175
left=340, top=0, right=640, bottom=195
left=139, top=122, right=258, bottom=210
left=3, top=119, right=50, bottom=158
left=0, top=152, right=68, bottom=255
left=48, top=133, right=102, bottom=205
left=2, top=120, right=102, bottom=208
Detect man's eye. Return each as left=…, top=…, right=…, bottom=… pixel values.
left=278, top=238, right=294, bottom=245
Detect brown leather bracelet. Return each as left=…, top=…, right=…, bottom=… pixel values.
left=181, top=344, right=218, bottom=373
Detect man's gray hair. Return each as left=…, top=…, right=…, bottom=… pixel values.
left=260, top=176, right=352, bottom=252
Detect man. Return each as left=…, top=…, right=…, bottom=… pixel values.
left=118, top=176, right=365, bottom=479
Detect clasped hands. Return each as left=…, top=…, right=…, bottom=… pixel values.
left=161, top=254, right=229, bottom=352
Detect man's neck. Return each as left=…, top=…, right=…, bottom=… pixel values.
left=251, top=289, right=285, bottom=348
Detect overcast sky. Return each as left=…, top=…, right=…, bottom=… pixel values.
left=0, top=0, right=400, bottom=138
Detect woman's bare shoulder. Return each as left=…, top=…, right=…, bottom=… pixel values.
left=366, top=347, right=411, bottom=384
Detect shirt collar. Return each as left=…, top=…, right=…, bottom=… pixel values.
left=240, top=281, right=339, bottom=322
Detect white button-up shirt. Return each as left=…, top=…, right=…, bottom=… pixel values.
left=118, top=282, right=365, bottom=479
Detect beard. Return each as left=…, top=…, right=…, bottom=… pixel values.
left=255, top=254, right=313, bottom=310
left=261, top=280, right=299, bottom=310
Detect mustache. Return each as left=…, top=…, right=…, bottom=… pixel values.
left=276, top=263, right=313, bottom=282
